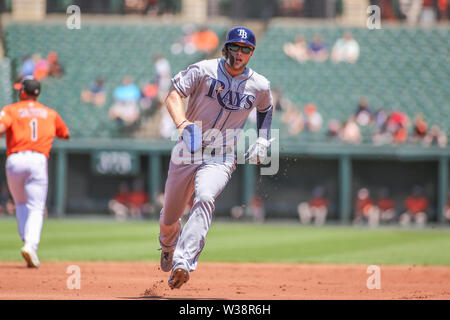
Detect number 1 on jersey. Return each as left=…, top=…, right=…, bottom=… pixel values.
left=30, top=118, right=38, bottom=141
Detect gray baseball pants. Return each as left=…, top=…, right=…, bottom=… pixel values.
left=159, top=151, right=235, bottom=272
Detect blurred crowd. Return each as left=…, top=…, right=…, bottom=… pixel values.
left=17, top=51, right=64, bottom=83
left=16, top=25, right=220, bottom=140
left=274, top=88, right=448, bottom=148
left=302, top=184, right=438, bottom=228
left=80, top=53, right=173, bottom=134
left=15, top=25, right=446, bottom=148
left=284, top=32, right=360, bottom=64
left=78, top=24, right=220, bottom=136
left=352, top=185, right=432, bottom=228
left=228, top=184, right=450, bottom=228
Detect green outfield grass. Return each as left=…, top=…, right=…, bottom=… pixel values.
left=1, top=217, right=450, bottom=266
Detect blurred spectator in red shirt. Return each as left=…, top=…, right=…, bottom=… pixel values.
left=108, top=182, right=131, bottom=222
left=108, top=180, right=150, bottom=221
left=47, top=51, right=64, bottom=78
left=388, top=110, right=409, bottom=128
left=190, top=25, right=219, bottom=55
left=411, top=113, right=428, bottom=143
left=399, top=185, right=428, bottom=227
left=250, top=195, right=265, bottom=223
left=353, top=188, right=378, bottom=227
left=128, top=179, right=150, bottom=219
left=374, top=0, right=398, bottom=21
left=298, top=186, right=329, bottom=226
left=140, top=83, right=158, bottom=112
left=374, top=187, right=396, bottom=225
left=437, top=0, right=449, bottom=21
left=386, top=110, right=410, bottom=145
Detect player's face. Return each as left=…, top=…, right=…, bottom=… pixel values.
left=226, top=43, right=254, bottom=74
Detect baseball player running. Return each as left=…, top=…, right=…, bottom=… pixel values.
left=0, top=76, right=70, bottom=268
left=158, top=26, right=274, bottom=289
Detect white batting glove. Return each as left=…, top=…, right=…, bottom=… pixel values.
left=245, top=137, right=274, bottom=164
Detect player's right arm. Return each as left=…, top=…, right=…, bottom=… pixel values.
left=168, top=63, right=204, bottom=132
left=164, top=87, right=192, bottom=132
left=165, top=87, right=201, bottom=153
left=167, top=63, right=203, bottom=153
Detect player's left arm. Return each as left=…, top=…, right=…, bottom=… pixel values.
left=55, top=113, right=70, bottom=140
left=256, top=81, right=274, bottom=140
left=245, top=82, right=274, bottom=164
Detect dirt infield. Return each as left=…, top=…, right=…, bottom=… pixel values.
left=0, top=261, right=449, bottom=300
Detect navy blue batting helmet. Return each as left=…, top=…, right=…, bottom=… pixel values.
left=224, top=26, right=256, bottom=49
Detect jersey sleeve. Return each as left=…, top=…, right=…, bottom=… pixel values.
left=256, top=81, right=273, bottom=113
left=55, top=112, right=70, bottom=139
left=0, top=107, right=13, bottom=129
left=171, top=64, right=201, bottom=98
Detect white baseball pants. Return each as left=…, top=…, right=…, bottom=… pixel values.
left=6, top=151, right=48, bottom=251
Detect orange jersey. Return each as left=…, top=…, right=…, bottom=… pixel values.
left=0, top=100, right=70, bottom=158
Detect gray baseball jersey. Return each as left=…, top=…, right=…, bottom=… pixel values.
left=172, top=58, right=273, bottom=149
left=159, top=58, right=273, bottom=272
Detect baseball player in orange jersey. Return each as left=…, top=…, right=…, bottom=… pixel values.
left=0, top=76, right=70, bottom=268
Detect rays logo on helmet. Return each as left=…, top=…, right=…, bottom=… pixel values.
left=238, top=29, right=248, bottom=39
